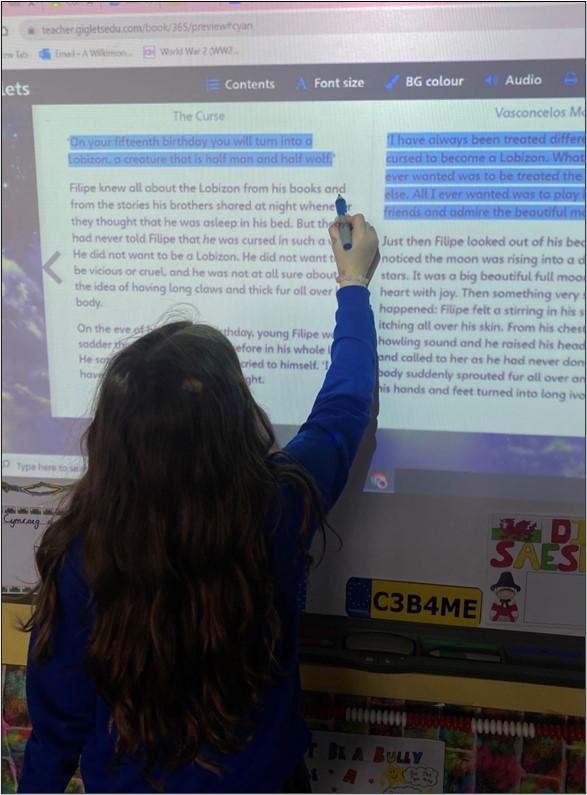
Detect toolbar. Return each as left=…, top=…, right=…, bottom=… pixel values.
left=2, top=61, right=585, bottom=103
left=1, top=2, right=392, bottom=17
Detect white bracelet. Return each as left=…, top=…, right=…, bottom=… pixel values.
left=336, top=274, right=369, bottom=286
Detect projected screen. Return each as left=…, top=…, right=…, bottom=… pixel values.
left=2, top=1, right=585, bottom=501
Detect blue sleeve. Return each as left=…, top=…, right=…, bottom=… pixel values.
left=282, top=286, right=377, bottom=511
left=18, top=546, right=97, bottom=793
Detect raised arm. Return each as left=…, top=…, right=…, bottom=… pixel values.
left=283, top=213, right=380, bottom=509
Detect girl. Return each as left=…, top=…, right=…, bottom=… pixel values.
left=19, top=214, right=380, bottom=793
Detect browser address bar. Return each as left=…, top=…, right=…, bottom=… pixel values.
left=19, top=17, right=256, bottom=40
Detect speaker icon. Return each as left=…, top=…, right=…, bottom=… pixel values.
left=484, top=74, right=500, bottom=86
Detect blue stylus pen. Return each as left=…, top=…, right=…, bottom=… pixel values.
left=335, top=194, right=352, bottom=250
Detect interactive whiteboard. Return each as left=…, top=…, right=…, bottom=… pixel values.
left=2, top=1, right=585, bottom=637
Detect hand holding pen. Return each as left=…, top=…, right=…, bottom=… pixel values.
left=330, top=199, right=380, bottom=288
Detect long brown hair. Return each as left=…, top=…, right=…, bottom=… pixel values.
left=24, top=320, right=325, bottom=781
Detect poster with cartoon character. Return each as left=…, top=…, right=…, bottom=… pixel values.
left=485, top=514, right=585, bottom=631
left=306, top=732, right=444, bottom=793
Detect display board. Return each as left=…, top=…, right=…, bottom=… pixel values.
left=2, top=2, right=585, bottom=639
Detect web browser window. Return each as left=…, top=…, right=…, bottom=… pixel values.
left=2, top=1, right=585, bottom=502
